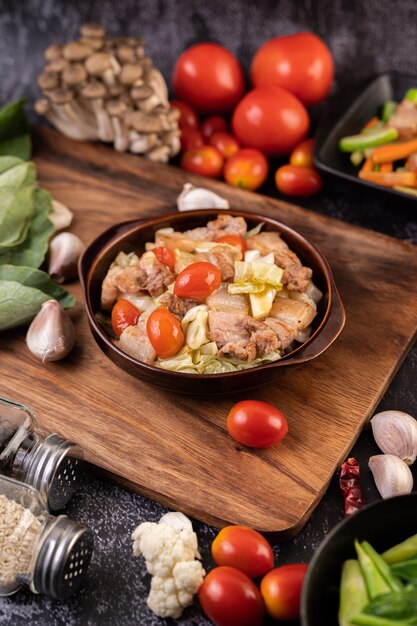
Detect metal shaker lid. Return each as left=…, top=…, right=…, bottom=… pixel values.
left=21, top=434, right=84, bottom=511
left=33, top=515, right=94, bottom=600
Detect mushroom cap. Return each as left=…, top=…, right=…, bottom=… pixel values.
left=81, top=81, right=107, bottom=99
left=80, top=37, right=104, bottom=51
left=130, top=84, right=153, bottom=101
left=44, top=44, right=63, bottom=61
left=135, top=46, right=145, bottom=59
left=116, top=46, right=136, bottom=64
left=80, top=23, right=106, bottom=39
left=62, top=63, right=88, bottom=86
left=106, top=99, right=128, bottom=116
left=113, top=36, right=144, bottom=48
left=119, top=63, right=143, bottom=86
left=49, top=88, right=75, bottom=105
left=85, top=52, right=115, bottom=76
left=38, top=71, right=60, bottom=91
left=45, top=58, right=69, bottom=73
left=63, top=41, right=93, bottom=61
left=108, top=84, right=125, bottom=98
left=126, top=111, right=163, bottom=133
left=35, top=98, right=51, bottom=115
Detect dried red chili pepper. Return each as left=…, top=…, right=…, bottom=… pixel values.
left=340, top=457, right=365, bottom=516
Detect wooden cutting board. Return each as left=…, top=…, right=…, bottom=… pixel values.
left=2, top=128, right=417, bottom=537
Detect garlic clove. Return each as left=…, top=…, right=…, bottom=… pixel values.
left=48, top=232, right=86, bottom=283
left=371, top=410, right=417, bottom=465
left=177, top=183, right=230, bottom=212
left=369, top=454, right=414, bottom=499
left=26, top=300, right=75, bottom=362
left=158, top=511, right=193, bottom=532
left=49, top=199, right=74, bottom=232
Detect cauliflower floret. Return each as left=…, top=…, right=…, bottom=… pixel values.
left=132, top=514, right=206, bottom=619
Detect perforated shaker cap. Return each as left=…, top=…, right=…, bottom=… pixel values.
left=22, top=434, right=84, bottom=511
left=33, top=515, right=94, bottom=600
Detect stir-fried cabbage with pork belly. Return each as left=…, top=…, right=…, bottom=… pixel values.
left=100, top=215, right=322, bottom=374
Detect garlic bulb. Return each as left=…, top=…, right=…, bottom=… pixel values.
left=49, top=199, right=74, bottom=231
left=369, top=454, right=414, bottom=499
left=26, top=300, right=75, bottom=362
left=371, top=410, right=417, bottom=465
left=48, top=232, right=86, bottom=283
left=177, top=183, right=230, bottom=212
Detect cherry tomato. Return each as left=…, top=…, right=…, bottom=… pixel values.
left=227, top=400, right=288, bottom=448
left=250, top=33, right=334, bottom=106
left=173, top=43, right=245, bottom=115
left=153, top=247, right=176, bottom=272
left=215, top=234, right=246, bottom=255
left=212, top=526, right=274, bottom=578
left=180, top=127, right=205, bottom=152
left=111, top=299, right=141, bottom=337
left=181, top=146, right=224, bottom=179
left=275, top=164, right=323, bottom=197
left=224, top=148, right=268, bottom=191
left=209, top=132, right=240, bottom=159
left=201, top=116, right=228, bottom=140
left=232, top=87, right=310, bottom=157
left=146, top=307, right=185, bottom=359
left=174, top=262, right=221, bottom=301
left=169, top=100, right=199, bottom=130
left=199, top=566, right=264, bottom=626
left=260, top=563, right=308, bottom=620
left=290, top=138, right=315, bottom=168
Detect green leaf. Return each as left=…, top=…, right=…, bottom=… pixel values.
left=0, top=185, right=34, bottom=248
left=0, top=280, right=50, bottom=330
left=0, top=134, right=32, bottom=160
left=0, top=265, right=75, bottom=309
left=391, top=560, right=417, bottom=585
left=362, top=588, right=417, bottom=622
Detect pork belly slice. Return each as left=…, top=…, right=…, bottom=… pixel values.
left=246, top=232, right=312, bottom=293
left=207, top=246, right=235, bottom=281
left=158, top=292, right=199, bottom=319
left=118, top=321, right=156, bottom=364
left=206, top=284, right=249, bottom=314
left=269, top=298, right=316, bottom=330
left=206, top=214, right=247, bottom=239
left=264, top=318, right=298, bottom=350
left=387, top=99, right=417, bottom=140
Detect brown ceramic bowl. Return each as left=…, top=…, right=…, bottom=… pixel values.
left=79, top=209, right=345, bottom=394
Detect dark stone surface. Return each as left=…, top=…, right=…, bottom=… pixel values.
left=0, top=1, right=416, bottom=624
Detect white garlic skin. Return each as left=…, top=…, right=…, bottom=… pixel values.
left=26, top=300, right=75, bottom=362
left=369, top=454, right=414, bottom=499
left=371, top=410, right=417, bottom=465
left=158, top=511, right=193, bottom=531
left=177, top=183, right=230, bottom=212
left=48, top=232, right=86, bottom=283
left=49, top=199, right=74, bottom=231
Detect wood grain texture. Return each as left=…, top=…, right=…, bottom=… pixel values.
left=2, top=128, right=417, bottom=537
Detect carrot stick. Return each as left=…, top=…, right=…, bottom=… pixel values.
left=360, top=158, right=374, bottom=174
left=358, top=171, right=416, bottom=187
left=372, top=139, right=417, bottom=164
left=363, top=116, right=379, bottom=130
left=380, top=162, right=393, bottom=173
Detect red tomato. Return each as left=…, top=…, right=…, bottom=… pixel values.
left=170, top=100, right=199, bottom=130
left=275, top=164, right=323, bottom=196
left=173, top=43, right=245, bottom=114
left=201, top=116, right=228, bottom=140
left=209, top=132, right=240, bottom=159
left=199, top=566, right=264, bottom=626
left=232, top=87, right=309, bottom=157
left=180, top=127, right=205, bottom=152
left=181, top=146, right=224, bottom=178
left=146, top=307, right=185, bottom=359
left=290, top=138, right=315, bottom=167
left=212, top=526, right=274, bottom=578
left=111, top=299, right=141, bottom=337
left=227, top=400, right=288, bottom=448
left=174, top=262, right=221, bottom=301
left=251, top=33, right=334, bottom=106
left=224, top=148, right=268, bottom=191
left=260, top=563, right=308, bottom=620
left=215, top=234, right=246, bottom=255
left=153, top=247, right=176, bottom=272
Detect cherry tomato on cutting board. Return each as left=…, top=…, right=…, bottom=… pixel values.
left=153, top=247, right=176, bottom=272
left=209, top=132, right=240, bottom=159
left=232, top=87, right=310, bottom=156
left=111, top=299, right=141, bottom=337
left=275, top=164, right=323, bottom=197
left=199, top=566, right=264, bottom=626
left=181, top=146, right=224, bottom=178
left=224, top=148, right=268, bottom=191
left=227, top=400, right=288, bottom=448
left=146, top=307, right=185, bottom=359
left=170, top=100, right=199, bottom=129
left=201, top=116, right=228, bottom=140
left=260, top=563, right=308, bottom=620
left=173, top=43, right=245, bottom=114
left=215, top=234, right=246, bottom=255
left=180, top=127, right=205, bottom=152
left=290, top=138, right=315, bottom=168
left=251, top=33, right=334, bottom=106
left=174, top=262, right=222, bottom=301
left=212, top=526, right=274, bottom=578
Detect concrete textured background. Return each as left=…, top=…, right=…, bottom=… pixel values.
left=0, top=1, right=416, bottom=624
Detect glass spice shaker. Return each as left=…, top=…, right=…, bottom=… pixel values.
left=0, top=396, right=83, bottom=511
left=0, top=475, right=94, bottom=599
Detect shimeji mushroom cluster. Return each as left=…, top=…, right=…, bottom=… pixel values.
left=36, top=24, right=180, bottom=162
